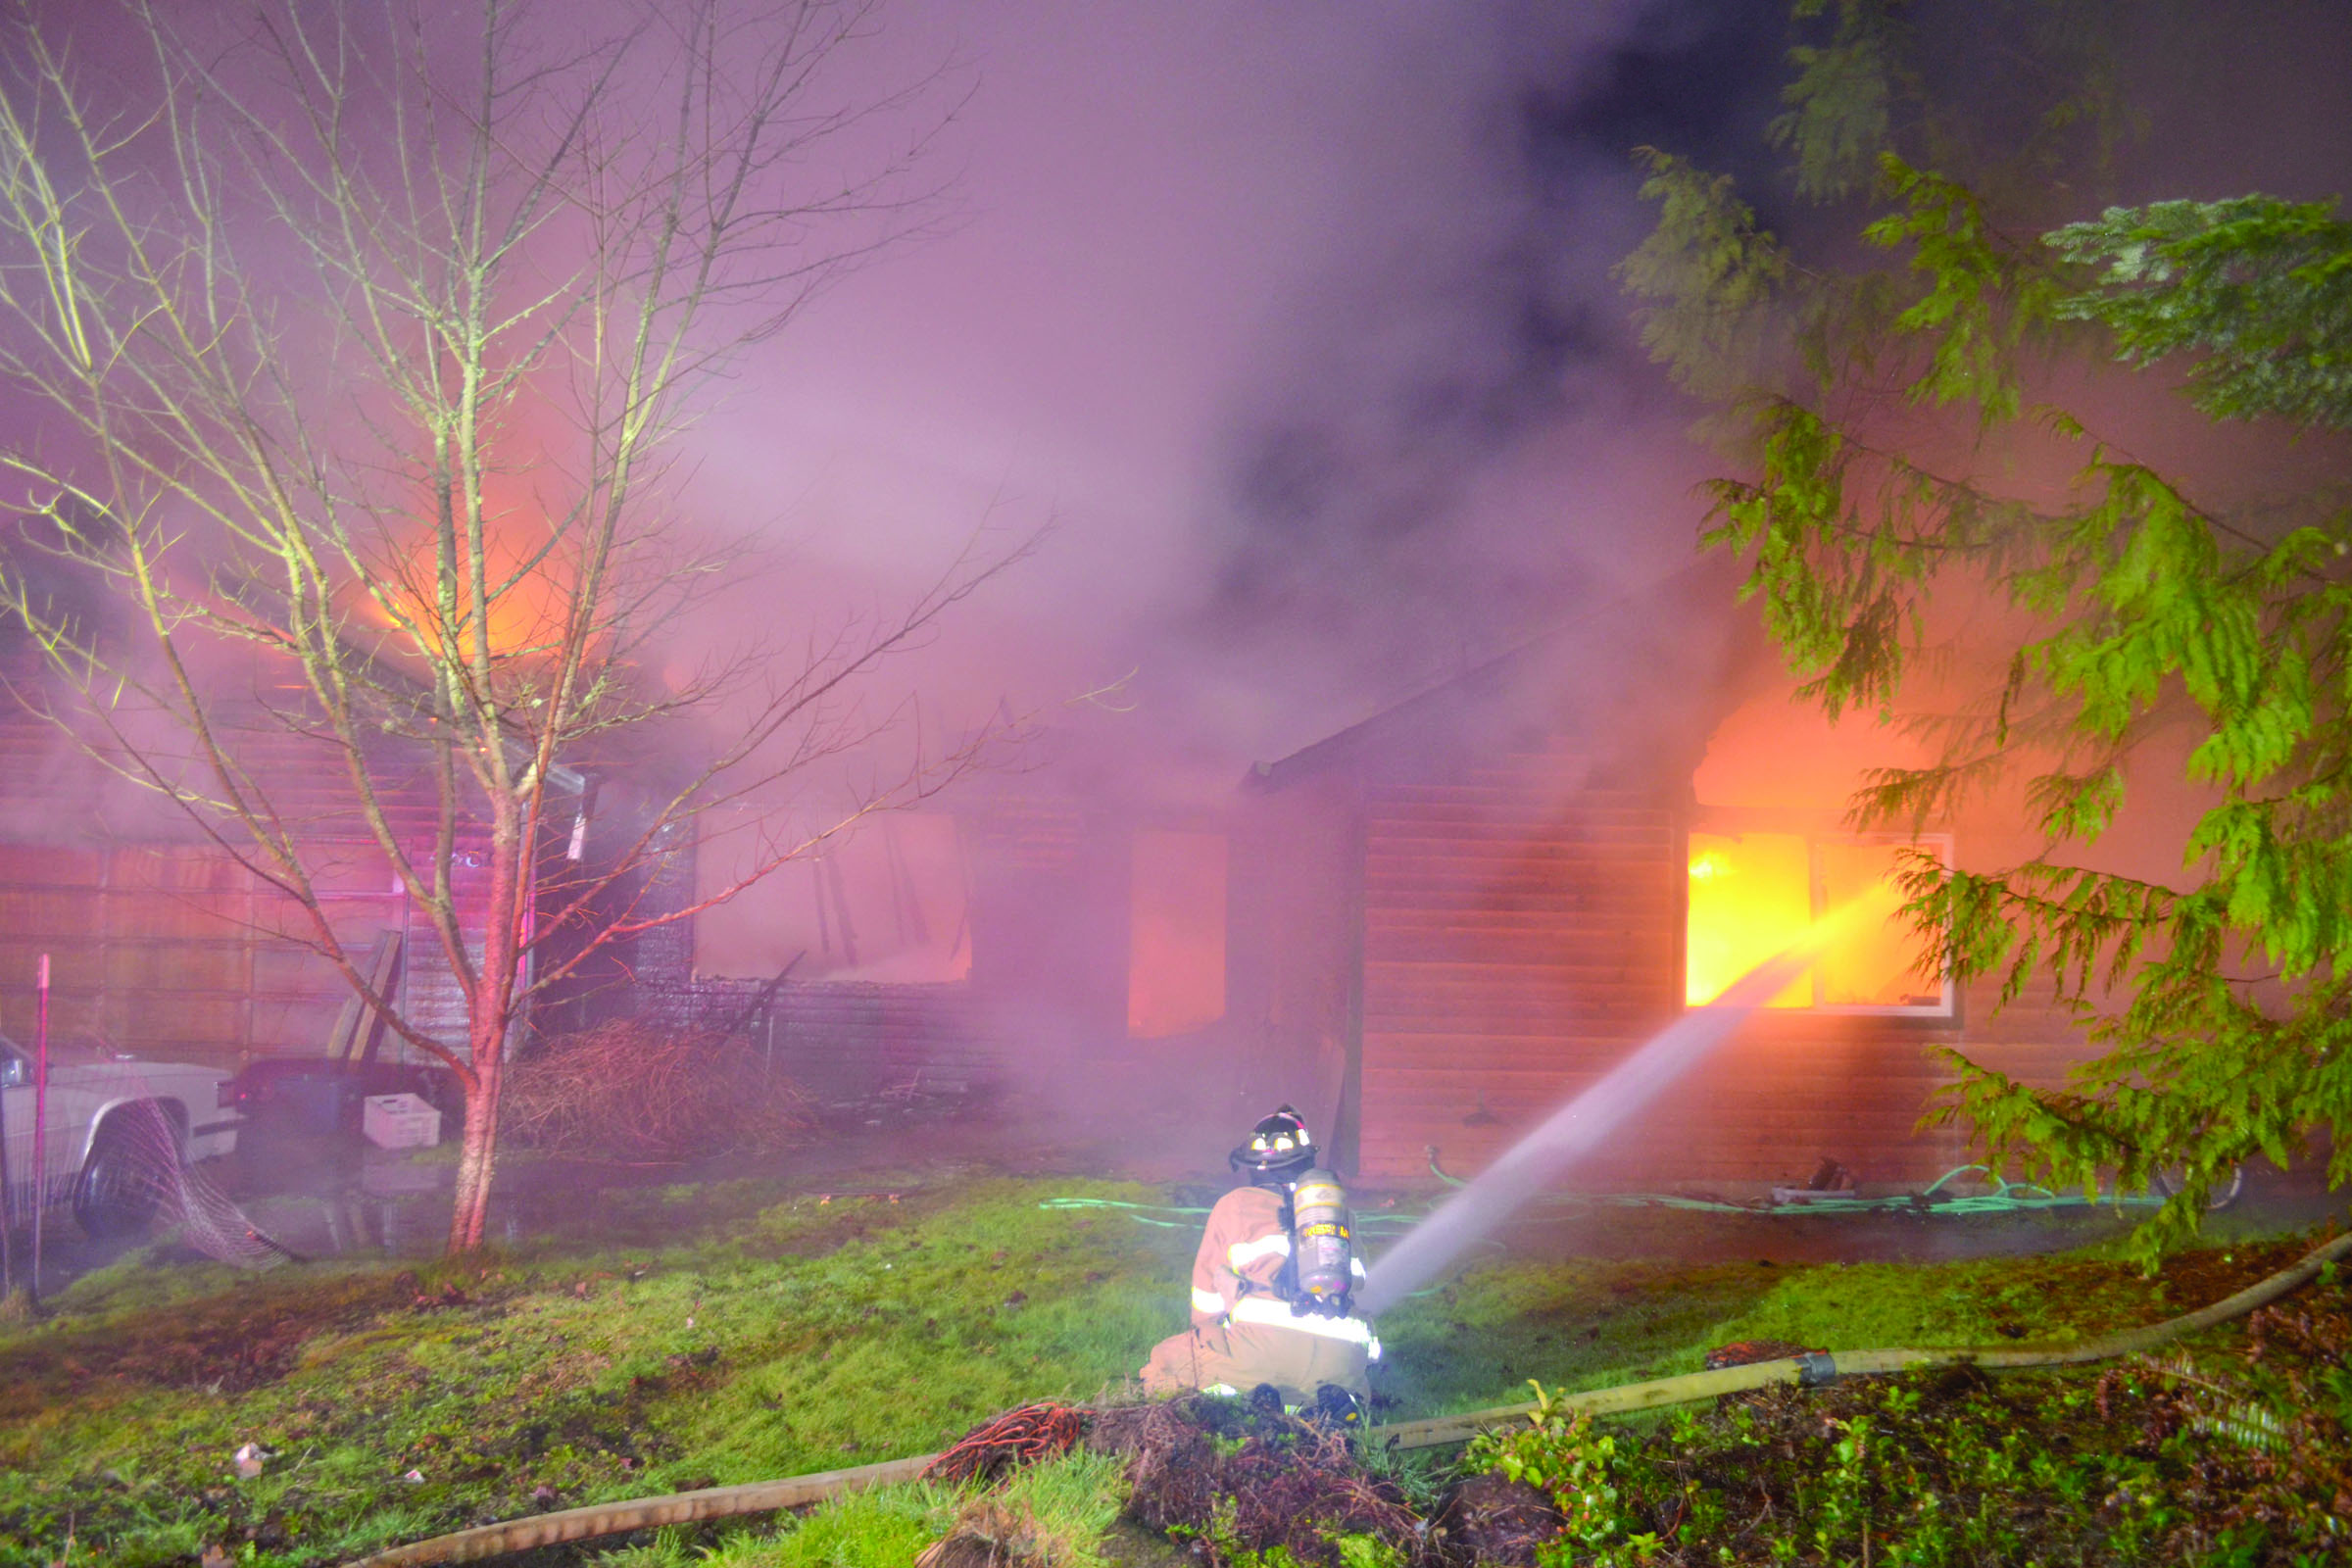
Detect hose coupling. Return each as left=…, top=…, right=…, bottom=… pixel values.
left=1793, top=1351, right=1839, bottom=1388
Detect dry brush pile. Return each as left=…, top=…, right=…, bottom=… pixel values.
left=921, top=1396, right=1517, bottom=1568
left=502, top=1020, right=810, bottom=1160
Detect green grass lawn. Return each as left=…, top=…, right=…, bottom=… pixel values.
left=0, top=1170, right=2322, bottom=1567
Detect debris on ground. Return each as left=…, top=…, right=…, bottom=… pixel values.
left=1449, top=1269, right=2352, bottom=1566
left=926, top=1401, right=1089, bottom=1486
left=1426, top=1473, right=1561, bottom=1567
left=1100, top=1396, right=1433, bottom=1567
left=1700, top=1338, right=1824, bottom=1369
left=936, top=1264, right=2351, bottom=1567
left=503, top=1020, right=809, bottom=1158
left=915, top=1498, right=1053, bottom=1567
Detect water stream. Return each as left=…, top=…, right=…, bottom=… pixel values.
left=1356, top=925, right=1852, bottom=1316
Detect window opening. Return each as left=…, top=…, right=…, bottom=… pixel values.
left=1686, top=831, right=1950, bottom=1014
left=1128, top=830, right=1227, bottom=1038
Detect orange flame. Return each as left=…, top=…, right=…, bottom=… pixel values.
left=1686, top=834, right=1915, bottom=1007
left=355, top=506, right=579, bottom=662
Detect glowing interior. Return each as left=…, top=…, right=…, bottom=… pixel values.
left=1128, top=829, right=1228, bottom=1038
left=1812, top=840, right=1943, bottom=1007
left=1686, top=831, right=1812, bottom=1006
left=1686, top=833, right=1937, bottom=1008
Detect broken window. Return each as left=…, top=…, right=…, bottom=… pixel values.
left=1685, top=831, right=1951, bottom=1014
left=693, top=812, right=972, bottom=984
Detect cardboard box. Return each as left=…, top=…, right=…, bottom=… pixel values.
left=362, top=1092, right=442, bottom=1150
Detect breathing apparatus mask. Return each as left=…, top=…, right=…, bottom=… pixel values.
left=1230, top=1103, right=1317, bottom=1186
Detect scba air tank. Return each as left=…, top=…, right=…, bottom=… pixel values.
left=1288, top=1168, right=1354, bottom=1311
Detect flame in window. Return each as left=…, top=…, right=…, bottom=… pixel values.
left=1686, top=832, right=1938, bottom=1010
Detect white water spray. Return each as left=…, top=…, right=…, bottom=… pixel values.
left=1356, top=905, right=1882, bottom=1316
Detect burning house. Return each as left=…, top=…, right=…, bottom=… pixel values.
left=580, top=565, right=2110, bottom=1191
left=0, top=562, right=2109, bottom=1194
left=1226, top=577, right=2099, bottom=1190
left=630, top=727, right=1228, bottom=1120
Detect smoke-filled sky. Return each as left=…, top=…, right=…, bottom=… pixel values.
left=15, top=0, right=2351, bottom=814
left=696, top=0, right=1746, bottom=777
left=682, top=0, right=2352, bottom=795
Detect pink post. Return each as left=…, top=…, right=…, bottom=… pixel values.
left=28, top=954, right=48, bottom=1300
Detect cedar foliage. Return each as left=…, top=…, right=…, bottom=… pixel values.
left=1618, top=0, right=2352, bottom=1255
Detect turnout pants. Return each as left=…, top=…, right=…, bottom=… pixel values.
left=1139, top=1318, right=1370, bottom=1405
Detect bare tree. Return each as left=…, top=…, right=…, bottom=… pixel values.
left=0, top=0, right=1006, bottom=1250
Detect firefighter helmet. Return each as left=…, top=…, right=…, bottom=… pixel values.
left=1230, top=1103, right=1318, bottom=1183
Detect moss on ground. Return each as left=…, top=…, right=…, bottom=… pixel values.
left=0, top=1173, right=2322, bottom=1566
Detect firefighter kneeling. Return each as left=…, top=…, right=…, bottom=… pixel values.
left=1139, top=1104, right=1376, bottom=1422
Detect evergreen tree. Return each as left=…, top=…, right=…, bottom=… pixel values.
left=1619, top=0, right=2352, bottom=1252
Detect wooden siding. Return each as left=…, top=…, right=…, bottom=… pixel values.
left=1433, top=976, right=2097, bottom=1190
left=1341, top=743, right=2104, bottom=1187
left=1358, top=884, right=2100, bottom=1186
left=0, top=661, right=525, bottom=1068
left=1235, top=582, right=2112, bottom=1189
left=642, top=976, right=1004, bottom=1104
left=0, top=841, right=406, bottom=1071
left=1354, top=751, right=1684, bottom=1182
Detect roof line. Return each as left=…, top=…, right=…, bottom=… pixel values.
left=1246, top=560, right=1724, bottom=790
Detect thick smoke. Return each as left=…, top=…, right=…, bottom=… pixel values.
left=697, top=0, right=1731, bottom=780
left=7, top=1, right=2349, bottom=1185
left=1193, top=1, right=1781, bottom=721
left=687, top=0, right=2352, bottom=794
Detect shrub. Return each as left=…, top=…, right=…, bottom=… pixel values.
left=1462, top=1383, right=1661, bottom=1567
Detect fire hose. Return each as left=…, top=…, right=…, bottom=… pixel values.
left=346, top=1224, right=2352, bottom=1566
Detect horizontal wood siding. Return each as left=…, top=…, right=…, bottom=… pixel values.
left=1346, top=742, right=2105, bottom=1187
left=1355, top=750, right=1683, bottom=1182
left=1356, top=817, right=2096, bottom=1187
left=640, top=977, right=1004, bottom=1104
left=0, top=666, right=513, bottom=1069
left=0, top=841, right=404, bottom=1071
left=1497, top=975, right=2094, bottom=1189
left=1247, top=591, right=2111, bottom=1189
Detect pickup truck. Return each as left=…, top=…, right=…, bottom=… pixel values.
left=0, top=1035, right=242, bottom=1237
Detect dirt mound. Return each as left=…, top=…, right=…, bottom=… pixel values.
left=1111, top=1396, right=1432, bottom=1568
left=1426, top=1473, right=1561, bottom=1566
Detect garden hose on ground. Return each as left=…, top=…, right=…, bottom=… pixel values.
left=1376, top=1222, right=2352, bottom=1449
left=1422, top=1152, right=2174, bottom=1216
left=347, top=1226, right=2352, bottom=1566
left=348, top=1454, right=940, bottom=1567
left=1039, top=1159, right=2176, bottom=1237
